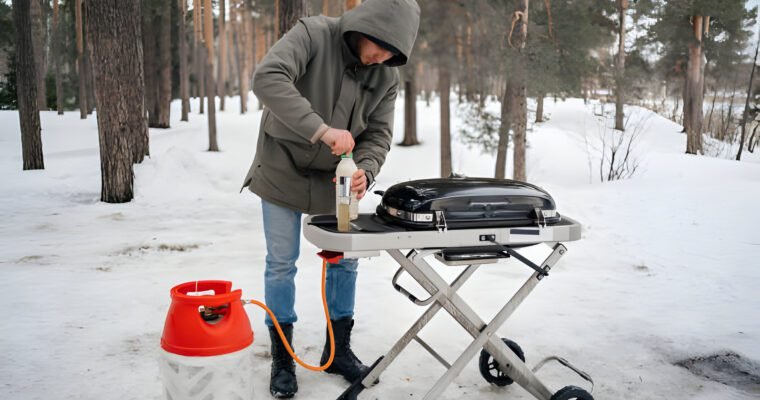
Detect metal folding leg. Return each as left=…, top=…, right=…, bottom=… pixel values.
left=351, top=243, right=569, bottom=400
left=360, top=263, right=481, bottom=386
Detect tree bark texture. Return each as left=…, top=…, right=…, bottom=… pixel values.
left=614, top=0, right=627, bottom=131
left=179, top=0, right=190, bottom=121
left=274, top=0, right=279, bottom=38
left=509, top=0, right=529, bottom=182
left=12, top=0, right=45, bottom=170
left=227, top=21, right=238, bottom=95
left=198, top=42, right=205, bottom=114
left=737, top=29, right=759, bottom=161
left=685, top=16, right=708, bottom=154
left=234, top=1, right=249, bottom=113
left=142, top=3, right=159, bottom=126
left=53, top=0, right=64, bottom=115
left=157, top=0, right=172, bottom=127
left=322, top=0, right=345, bottom=16
left=495, top=79, right=510, bottom=179
left=249, top=0, right=262, bottom=109
left=439, top=66, right=452, bottom=178
left=535, top=93, right=544, bottom=123
left=219, top=0, right=227, bottom=111
left=278, top=0, right=309, bottom=39
left=30, top=0, right=48, bottom=110
left=195, top=0, right=205, bottom=114
left=400, top=70, right=419, bottom=146
left=84, top=0, right=147, bottom=202
left=75, top=0, right=87, bottom=118
left=255, top=8, right=266, bottom=64
left=508, top=69, right=527, bottom=182
left=204, top=0, right=219, bottom=151
left=192, top=0, right=199, bottom=99
left=83, top=9, right=96, bottom=116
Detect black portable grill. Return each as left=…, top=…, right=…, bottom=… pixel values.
left=303, top=178, right=593, bottom=400
left=376, top=178, right=562, bottom=230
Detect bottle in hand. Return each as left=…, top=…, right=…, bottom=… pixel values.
left=335, top=154, right=359, bottom=229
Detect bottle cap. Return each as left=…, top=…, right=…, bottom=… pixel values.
left=341, top=153, right=353, bottom=159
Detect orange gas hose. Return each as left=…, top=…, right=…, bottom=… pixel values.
left=242, top=259, right=335, bottom=371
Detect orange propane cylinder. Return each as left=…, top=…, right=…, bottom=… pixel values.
left=161, top=280, right=254, bottom=356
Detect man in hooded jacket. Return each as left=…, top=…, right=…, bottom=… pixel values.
left=241, top=0, right=420, bottom=397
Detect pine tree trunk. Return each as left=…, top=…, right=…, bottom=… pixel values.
left=274, top=0, right=280, bottom=38
left=400, top=73, right=419, bottom=146
left=190, top=46, right=197, bottom=98
left=509, top=0, right=529, bottom=182
left=84, top=18, right=96, bottom=115
left=82, top=3, right=96, bottom=115
left=75, top=0, right=87, bottom=119
left=156, top=0, right=172, bottom=128
left=178, top=0, right=190, bottom=121
left=218, top=0, right=227, bottom=112
left=12, top=0, right=45, bottom=170
left=250, top=2, right=262, bottom=110
left=736, top=28, right=759, bottom=161
left=205, top=49, right=218, bottom=150
left=31, top=0, right=48, bottom=111
left=227, top=22, right=238, bottom=95
left=84, top=0, right=146, bottom=203
left=204, top=0, right=219, bottom=151
left=439, top=66, right=452, bottom=178
left=465, top=16, right=475, bottom=102
left=53, top=0, right=64, bottom=115
left=323, top=0, right=345, bottom=16
left=511, top=65, right=528, bottom=182
left=722, top=76, right=739, bottom=141
left=192, top=0, right=199, bottom=99
left=706, top=81, right=718, bottom=134
left=495, top=79, right=510, bottom=179
left=142, top=4, right=159, bottom=126
left=230, top=5, right=241, bottom=106
left=614, top=0, right=627, bottom=131
left=278, top=0, right=309, bottom=38
left=685, top=16, right=707, bottom=155
left=266, top=14, right=274, bottom=57
left=748, top=125, right=759, bottom=153
left=681, top=75, right=689, bottom=131
left=236, top=1, right=249, bottom=114
left=247, top=1, right=256, bottom=72
left=195, top=0, right=205, bottom=114
left=255, top=7, right=266, bottom=65
left=198, top=42, right=205, bottom=114
left=535, top=92, right=544, bottom=123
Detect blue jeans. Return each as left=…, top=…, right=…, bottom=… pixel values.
left=261, top=199, right=358, bottom=327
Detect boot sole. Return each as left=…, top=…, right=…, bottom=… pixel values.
left=323, top=368, right=379, bottom=385
left=270, top=389, right=296, bottom=399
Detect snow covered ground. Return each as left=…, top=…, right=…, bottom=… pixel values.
left=1, top=95, right=759, bottom=400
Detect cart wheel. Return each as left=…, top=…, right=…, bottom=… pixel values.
left=550, top=385, right=594, bottom=400
left=478, top=338, right=525, bottom=387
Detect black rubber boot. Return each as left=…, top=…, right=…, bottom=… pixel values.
left=269, top=324, right=298, bottom=398
left=320, top=317, right=370, bottom=384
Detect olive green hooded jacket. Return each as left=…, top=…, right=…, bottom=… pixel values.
left=241, top=0, right=420, bottom=214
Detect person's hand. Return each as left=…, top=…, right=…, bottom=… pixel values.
left=352, top=169, right=368, bottom=199
left=320, top=127, right=355, bottom=155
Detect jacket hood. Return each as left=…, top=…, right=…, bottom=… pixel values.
left=339, top=0, right=420, bottom=67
